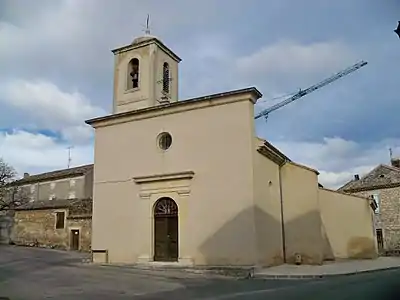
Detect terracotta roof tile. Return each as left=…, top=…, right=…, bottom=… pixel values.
left=12, top=164, right=93, bottom=185
left=15, top=198, right=92, bottom=212
left=339, top=164, right=400, bottom=192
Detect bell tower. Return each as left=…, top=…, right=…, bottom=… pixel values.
left=111, top=30, right=181, bottom=114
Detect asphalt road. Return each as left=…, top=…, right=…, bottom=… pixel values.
left=0, top=245, right=399, bottom=299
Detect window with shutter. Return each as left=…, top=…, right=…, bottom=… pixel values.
left=372, top=194, right=380, bottom=214
left=55, top=212, right=65, bottom=229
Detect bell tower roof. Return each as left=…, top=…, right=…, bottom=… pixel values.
left=131, top=34, right=157, bottom=45
left=111, top=35, right=181, bottom=63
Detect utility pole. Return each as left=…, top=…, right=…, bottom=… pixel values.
left=67, top=146, right=74, bottom=169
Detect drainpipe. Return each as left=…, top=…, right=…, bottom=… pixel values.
left=278, top=162, right=287, bottom=263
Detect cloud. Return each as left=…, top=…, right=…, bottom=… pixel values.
left=237, top=40, right=354, bottom=76
left=318, top=168, right=373, bottom=189
left=0, top=130, right=93, bottom=177
left=1, top=79, right=104, bottom=125
left=236, top=40, right=356, bottom=95
left=61, top=126, right=94, bottom=145
left=271, top=136, right=399, bottom=188
left=0, top=79, right=104, bottom=144
left=0, top=0, right=226, bottom=72
left=0, top=0, right=240, bottom=108
left=180, top=38, right=357, bottom=101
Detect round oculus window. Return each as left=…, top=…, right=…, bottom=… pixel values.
left=158, top=132, right=172, bottom=150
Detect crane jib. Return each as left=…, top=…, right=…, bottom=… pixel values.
left=254, top=61, right=368, bottom=120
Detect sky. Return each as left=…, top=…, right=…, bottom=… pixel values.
left=0, top=0, right=399, bottom=188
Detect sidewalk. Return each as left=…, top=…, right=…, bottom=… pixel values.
left=85, top=256, right=400, bottom=280
left=254, top=257, right=400, bottom=279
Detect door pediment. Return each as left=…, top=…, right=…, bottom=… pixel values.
left=133, top=171, right=194, bottom=183
left=133, top=171, right=194, bottom=199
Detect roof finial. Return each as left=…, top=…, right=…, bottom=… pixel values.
left=145, top=14, right=151, bottom=35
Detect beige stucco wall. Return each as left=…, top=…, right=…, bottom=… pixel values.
left=280, top=163, right=325, bottom=264
left=318, top=189, right=377, bottom=259
left=154, top=48, right=179, bottom=103
left=113, top=41, right=179, bottom=113
left=92, top=95, right=260, bottom=265
left=252, top=143, right=284, bottom=266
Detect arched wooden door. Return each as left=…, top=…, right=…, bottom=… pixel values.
left=154, top=197, right=179, bottom=261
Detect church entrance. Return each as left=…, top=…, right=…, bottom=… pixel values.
left=153, top=197, right=178, bottom=262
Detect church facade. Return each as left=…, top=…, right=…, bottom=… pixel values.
left=86, top=34, right=378, bottom=266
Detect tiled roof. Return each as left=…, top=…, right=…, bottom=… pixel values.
left=257, top=139, right=291, bottom=166
left=339, top=164, right=400, bottom=192
left=12, top=164, right=93, bottom=185
left=287, top=161, right=319, bottom=175
left=112, top=36, right=182, bottom=62
left=15, top=198, right=92, bottom=212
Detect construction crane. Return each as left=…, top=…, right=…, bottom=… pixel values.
left=254, top=61, right=368, bottom=121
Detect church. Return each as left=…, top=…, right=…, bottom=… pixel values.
left=85, top=33, right=378, bottom=267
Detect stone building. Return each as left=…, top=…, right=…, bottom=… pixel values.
left=6, top=164, right=94, bottom=251
left=0, top=211, right=14, bottom=244
left=85, top=32, right=378, bottom=266
left=339, top=159, right=400, bottom=253
left=17, top=164, right=94, bottom=202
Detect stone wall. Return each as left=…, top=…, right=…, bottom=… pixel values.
left=67, top=217, right=92, bottom=251
left=12, top=209, right=68, bottom=248
left=354, top=186, right=400, bottom=250
left=11, top=208, right=92, bottom=251
left=0, top=213, right=14, bottom=244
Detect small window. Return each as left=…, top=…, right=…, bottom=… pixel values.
left=128, top=58, right=139, bottom=89
left=162, top=62, right=170, bottom=94
left=50, top=182, right=56, bottom=190
left=70, top=179, right=76, bottom=187
left=55, top=212, right=65, bottom=229
left=158, top=132, right=172, bottom=150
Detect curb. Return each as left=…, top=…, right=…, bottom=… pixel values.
left=80, top=261, right=400, bottom=280
left=254, top=265, right=400, bottom=280
left=91, top=263, right=255, bottom=278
